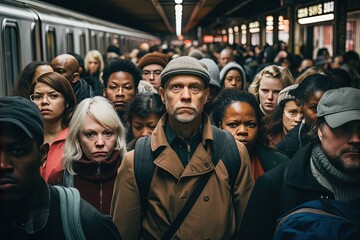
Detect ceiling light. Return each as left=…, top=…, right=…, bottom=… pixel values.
left=175, top=0, right=183, bottom=3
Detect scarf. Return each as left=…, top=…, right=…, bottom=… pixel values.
left=310, top=144, right=360, bottom=201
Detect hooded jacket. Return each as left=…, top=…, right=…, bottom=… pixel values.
left=219, top=62, right=247, bottom=90
left=111, top=114, right=254, bottom=239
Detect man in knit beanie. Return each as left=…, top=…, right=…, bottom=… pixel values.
left=111, top=56, right=254, bottom=239
left=240, top=87, right=360, bottom=239
left=137, top=52, right=168, bottom=92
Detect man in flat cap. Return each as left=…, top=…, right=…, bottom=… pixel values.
left=0, top=96, right=120, bottom=239
left=240, top=87, right=360, bottom=239
left=137, top=52, right=169, bottom=92
left=111, top=56, right=254, bottom=239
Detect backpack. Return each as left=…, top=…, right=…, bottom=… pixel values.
left=53, top=186, right=86, bottom=240
left=273, top=199, right=360, bottom=240
left=134, top=126, right=241, bottom=216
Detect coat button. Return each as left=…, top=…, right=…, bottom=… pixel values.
left=203, top=194, right=210, bottom=202
left=205, top=162, right=210, bottom=168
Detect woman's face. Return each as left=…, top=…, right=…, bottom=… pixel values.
left=282, top=100, right=303, bottom=133
left=220, top=101, right=258, bottom=152
left=88, top=57, right=100, bottom=74
left=301, top=90, right=324, bottom=128
left=79, top=115, right=117, bottom=162
left=223, top=69, right=243, bottom=90
left=131, top=114, right=161, bottom=140
left=32, top=65, right=53, bottom=82
left=32, top=82, right=66, bottom=124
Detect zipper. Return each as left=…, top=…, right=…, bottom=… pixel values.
left=96, top=164, right=103, bottom=213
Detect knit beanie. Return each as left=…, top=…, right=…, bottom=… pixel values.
left=188, top=49, right=205, bottom=60
left=219, top=62, right=247, bottom=90
left=277, top=84, right=299, bottom=105
left=200, top=58, right=220, bottom=89
left=137, top=52, right=168, bottom=69
left=160, top=56, right=210, bottom=87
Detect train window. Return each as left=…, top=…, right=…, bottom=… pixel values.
left=3, top=22, right=20, bottom=95
left=91, top=33, right=97, bottom=50
left=46, top=27, right=57, bottom=62
left=79, top=32, right=86, bottom=57
left=99, top=33, right=105, bottom=53
left=67, top=30, right=75, bottom=53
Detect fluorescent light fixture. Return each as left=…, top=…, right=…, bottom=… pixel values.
left=298, top=13, right=334, bottom=24
left=174, top=0, right=183, bottom=3
left=175, top=4, right=183, bottom=36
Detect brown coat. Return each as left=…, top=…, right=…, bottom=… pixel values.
left=111, top=115, right=254, bottom=239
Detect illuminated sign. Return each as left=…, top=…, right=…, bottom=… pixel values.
left=297, top=1, right=334, bottom=24
left=203, top=35, right=214, bottom=43
left=249, top=21, right=260, bottom=33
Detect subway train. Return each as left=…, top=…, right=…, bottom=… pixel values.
left=0, top=0, right=160, bottom=97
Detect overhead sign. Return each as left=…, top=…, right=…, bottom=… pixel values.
left=297, top=1, right=335, bottom=24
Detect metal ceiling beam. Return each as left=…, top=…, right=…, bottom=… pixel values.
left=151, top=0, right=175, bottom=33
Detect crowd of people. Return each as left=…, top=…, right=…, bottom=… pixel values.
left=1, top=40, right=360, bottom=239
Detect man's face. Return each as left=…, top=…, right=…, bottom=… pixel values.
left=219, top=52, right=232, bottom=68
left=258, top=76, right=284, bottom=116
left=318, top=120, right=360, bottom=174
left=0, top=123, right=46, bottom=209
left=105, top=71, right=136, bottom=114
left=159, top=75, right=209, bottom=125
left=142, top=64, right=164, bottom=91
left=51, top=57, right=78, bottom=84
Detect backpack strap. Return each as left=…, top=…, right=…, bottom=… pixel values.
left=54, top=185, right=86, bottom=240
left=63, top=170, right=74, bottom=187
left=134, top=136, right=155, bottom=217
left=134, top=127, right=241, bottom=215
left=212, top=126, right=241, bottom=191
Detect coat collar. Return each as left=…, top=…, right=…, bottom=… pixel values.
left=150, top=113, right=215, bottom=179
left=285, top=143, right=332, bottom=194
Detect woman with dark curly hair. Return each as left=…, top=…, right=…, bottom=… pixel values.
left=29, top=72, right=76, bottom=181
left=211, top=89, right=288, bottom=180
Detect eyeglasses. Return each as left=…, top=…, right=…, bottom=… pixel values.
left=283, top=109, right=304, bottom=119
left=30, top=93, right=62, bottom=102
left=142, top=70, right=162, bottom=78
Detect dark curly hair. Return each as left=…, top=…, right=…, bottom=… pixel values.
left=103, top=59, right=141, bottom=90
left=211, top=88, right=264, bottom=145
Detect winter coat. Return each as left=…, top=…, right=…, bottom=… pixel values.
left=111, top=114, right=254, bottom=239
left=48, top=151, right=122, bottom=215
left=240, top=143, right=334, bottom=240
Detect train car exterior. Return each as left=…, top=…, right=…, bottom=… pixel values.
left=0, top=0, right=160, bottom=97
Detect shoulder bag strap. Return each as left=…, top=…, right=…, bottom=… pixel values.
left=161, top=170, right=213, bottom=240
left=54, top=185, right=86, bottom=240
left=162, top=128, right=230, bottom=240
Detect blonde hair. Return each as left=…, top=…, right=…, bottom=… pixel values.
left=84, top=50, right=105, bottom=74
left=62, top=96, right=126, bottom=174
left=295, top=66, right=326, bottom=84
left=249, top=65, right=294, bottom=101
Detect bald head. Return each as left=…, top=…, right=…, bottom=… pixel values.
left=51, top=54, right=80, bottom=84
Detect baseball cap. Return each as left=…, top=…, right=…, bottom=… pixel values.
left=0, top=96, right=44, bottom=144
left=317, top=87, right=360, bottom=128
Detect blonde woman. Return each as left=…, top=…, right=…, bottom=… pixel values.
left=249, top=65, right=294, bottom=117
left=48, top=96, right=127, bottom=214
left=84, top=50, right=105, bottom=81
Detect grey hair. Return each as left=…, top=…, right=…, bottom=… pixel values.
left=62, top=96, right=126, bottom=175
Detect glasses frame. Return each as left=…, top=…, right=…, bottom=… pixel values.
left=142, top=70, right=162, bottom=78
left=29, top=93, right=63, bottom=102
left=283, top=109, right=303, bottom=120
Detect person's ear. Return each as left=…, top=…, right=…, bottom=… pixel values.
left=317, top=126, right=323, bottom=141
left=73, top=72, right=80, bottom=83
left=159, top=87, right=166, bottom=104
left=39, top=143, right=50, bottom=165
